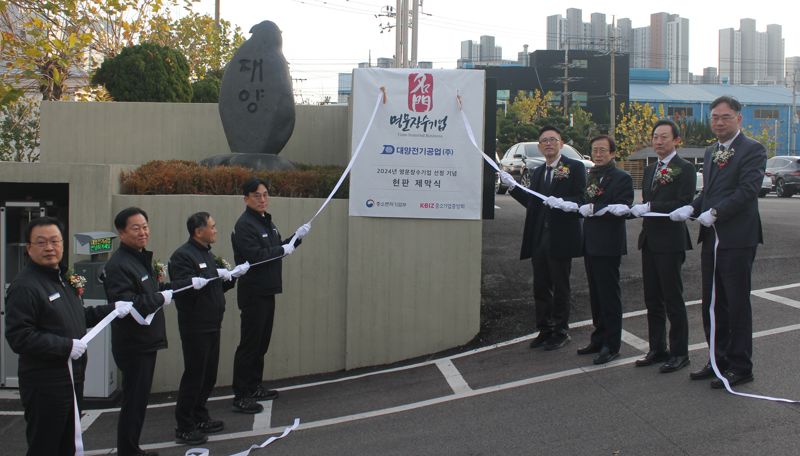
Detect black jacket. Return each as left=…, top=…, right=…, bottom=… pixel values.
left=104, top=243, right=188, bottom=354
left=510, top=156, right=586, bottom=259
left=692, top=132, right=766, bottom=248
left=583, top=166, right=634, bottom=256
left=232, top=207, right=298, bottom=299
left=5, top=263, right=113, bottom=386
left=638, top=154, right=695, bottom=253
left=168, top=238, right=236, bottom=332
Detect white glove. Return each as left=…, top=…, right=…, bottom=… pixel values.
left=697, top=209, right=717, bottom=227
left=295, top=223, right=311, bottom=240
left=70, top=339, right=87, bottom=360
left=114, top=301, right=133, bottom=318
left=231, top=261, right=250, bottom=278
left=608, top=204, right=631, bottom=216
left=558, top=201, right=579, bottom=212
left=579, top=204, right=594, bottom=218
left=499, top=171, right=516, bottom=189
left=282, top=243, right=295, bottom=256
left=630, top=203, right=650, bottom=217
left=191, top=277, right=210, bottom=290
left=160, top=290, right=173, bottom=305
left=544, top=196, right=564, bottom=208
left=669, top=205, right=694, bottom=222
left=216, top=268, right=233, bottom=281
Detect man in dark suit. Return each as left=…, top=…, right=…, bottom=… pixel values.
left=630, top=119, right=696, bottom=373
left=577, top=135, right=634, bottom=365
left=499, top=125, right=586, bottom=351
left=670, top=96, right=766, bottom=388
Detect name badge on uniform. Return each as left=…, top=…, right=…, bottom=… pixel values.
left=199, top=262, right=207, bottom=269
left=49, top=292, right=61, bottom=301
left=141, top=274, right=149, bottom=282
left=261, top=232, right=269, bottom=238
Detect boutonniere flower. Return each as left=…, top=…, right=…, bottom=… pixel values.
left=713, top=147, right=735, bottom=169
left=214, top=255, right=231, bottom=270
left=552, top=163, right=570, bottom=181
left=67, top=270, right=87, bottom=297
left=654, top=165, right=682, bottom=186
left=152, top=260, right=166, bottom=283
left=585, top=182, right=604, bottom=199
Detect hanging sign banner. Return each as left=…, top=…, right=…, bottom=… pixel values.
left=348, top=68, right=485, bottom=220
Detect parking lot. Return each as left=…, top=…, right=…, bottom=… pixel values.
left=1, top=192, right=799, bottom=455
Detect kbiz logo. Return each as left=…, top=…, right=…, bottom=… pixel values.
left=408, top=73, right=433, bottom=112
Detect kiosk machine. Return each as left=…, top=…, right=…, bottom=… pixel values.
left=73, top=231, right=119, bottom=399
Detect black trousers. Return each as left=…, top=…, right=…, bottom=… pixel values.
left=642, top=248, right=688, bottom=356
left=113, top=350, right=157, bottom=456
left=531, top=255, right=573, bottom=334
left=701, top=240, right=756, bottom=375
left=585, top=255, right=623, bottom=353
left=232, top=292, right=276, bottom=398
left=19, top=381, right=82, bottom=456
left=175, top=329, right=220, bottom=431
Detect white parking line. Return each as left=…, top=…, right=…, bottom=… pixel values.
left=80, top=410, right=102, bottom=432
left=252, top=400, right=273, bottom=432
left=84, top=321, right=800, bottom=455
left=620, top=329, right=650, bottom=352
left=435, top=359, right=472, bottom=394
left=752, top=291, right=800, bottom=309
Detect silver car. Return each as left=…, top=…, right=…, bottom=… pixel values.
left=496, top=142, right=594, bottom=194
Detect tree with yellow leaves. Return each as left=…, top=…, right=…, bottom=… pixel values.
left=614, top=102, right=664, bottom=160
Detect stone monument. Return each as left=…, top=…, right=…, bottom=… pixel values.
left=202, top=20, right=296, bottom=170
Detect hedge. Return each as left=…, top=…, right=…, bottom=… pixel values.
left=121, top=160, right=348, bottom=198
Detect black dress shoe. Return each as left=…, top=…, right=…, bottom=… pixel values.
left=634, top=351, right=670, bottom=367
left=529, top=331, right=552, bottom=349
left=659, top=355, right=690, bottom=373
left=197, top=418, right=224, bottom=434
left=577, top=343, right=602, bottom=355
left=593, top=347, right=620, bottom=365
left=711, top=371, right=754, bottom=389
left=543, top=333, right=571, bottom=351
left=252, top=385, right=279, bottom=401
left=689, top=362, right=715, bottom=380
left=175, top=428, right=208, bottom=445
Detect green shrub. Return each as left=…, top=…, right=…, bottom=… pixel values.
left=121, top=160, right=348, bottom=198
left=191, top=77, right=220, bottom=103
left=92, top=43, right=192, bottom=102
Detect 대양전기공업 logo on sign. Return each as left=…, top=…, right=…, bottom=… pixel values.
left=408, top=73, right=433, bottom=112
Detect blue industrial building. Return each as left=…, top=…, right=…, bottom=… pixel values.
left=630, top=69, right=799, bottom=156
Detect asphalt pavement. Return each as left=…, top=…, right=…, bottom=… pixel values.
left=2, top=192, right=800, bottom=455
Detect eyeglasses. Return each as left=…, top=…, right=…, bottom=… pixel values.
left=710, top=114, right=737, bottom=122
left=592, top=148, right=610, bottom=153
left=31, top=239, right=63, bottom=248
left=539, top=137, right=560, bottom=144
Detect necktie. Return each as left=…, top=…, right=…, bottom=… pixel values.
left=718, top=144, right=725, bottom=152
left=544, top=166, right=552, bottom=189
left=651, top=160, right=665, bottom=189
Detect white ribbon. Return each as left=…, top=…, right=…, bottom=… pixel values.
left=185, top=418, right=300, bottom=456
left=68, top=360, right=84, bottom=456
left=250, top=89, right=386, bottom=268
left=706, top=225, right=799, bottom=403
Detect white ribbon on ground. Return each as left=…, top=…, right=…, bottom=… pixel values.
left=229, top=418, right=301, bottom=456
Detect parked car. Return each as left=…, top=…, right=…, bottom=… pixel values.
left=760, top=174, right=772, bottom=197
left=695, top=165, right=704, bottom=194
left=766, top=156, right=800, bottom=198
left=495, top=142, right=594, bottom=194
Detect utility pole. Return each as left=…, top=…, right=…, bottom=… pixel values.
left=609, top=16, right=616, bottom=138
left=792, top=71, right=798, bottom=155
left=410, top=0, right=419, bottom=68
left=214, top=0, right=220, bottom=28
left=562, top=42, right=569, bottom=116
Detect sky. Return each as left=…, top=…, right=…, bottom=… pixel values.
left=191, top=0, right=799, bottom=103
